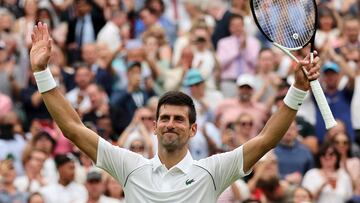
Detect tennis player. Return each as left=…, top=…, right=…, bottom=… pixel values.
left=30, top=22, right=320, bottom=202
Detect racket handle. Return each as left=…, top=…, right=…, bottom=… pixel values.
left=310, top=79, right=337, bottom=129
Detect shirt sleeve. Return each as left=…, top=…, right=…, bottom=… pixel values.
left=198, top=146, right=252, bottom=195
left=96, top=137, right=147, bottom=186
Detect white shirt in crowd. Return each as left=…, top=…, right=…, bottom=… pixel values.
left=97, top=21, right=122, bottom=52
left=39, top=181, right=87, bottom=203
left=96, top=138, right=250, bottom=203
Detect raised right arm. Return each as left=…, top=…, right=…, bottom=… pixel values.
left=30, top=22, right=99, bottom=162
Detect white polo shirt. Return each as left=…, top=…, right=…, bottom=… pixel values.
left=96, top=138, right=250, bottom=203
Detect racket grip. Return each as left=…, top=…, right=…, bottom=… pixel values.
left=310, top=79, right=337, bottom=129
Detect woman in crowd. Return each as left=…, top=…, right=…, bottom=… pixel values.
left=332, top=132, right=360, bottom=189
left=302, top=142, right=353, bottom=203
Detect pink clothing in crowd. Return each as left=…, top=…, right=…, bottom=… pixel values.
left=217, top=35, right=260, bottom=80
left=0, top=93, right=13, bottom=117
left=215, top=99, right=268, bottom=136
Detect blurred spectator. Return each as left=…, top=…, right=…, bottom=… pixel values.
left=163, top=46, right=193, bottom=91
left=0, top=91, right=13, bottom=118
left=0, top=159, right=28, bottom=203
left=14, top=149, right=47, bottom=193
left=182, top=68, right=223, bottom=159
left=233, top=113, right=254, bottom=147
left=316, top=60, right=355, bottom=142
left=103, top=174, right=125, bottom=202
left=216, top=14, right=260, bottom=97
left=247, top=152, right=294, bottom=203
left=97, top=8, right=127, bottom=52
left=40, top=153, right=87, bottom=203
left=315, top=6, right=342, bottom=50
left=82, top=83, right=109, bottom=126
left=182, top=0, right=215, bottom=34
left=65, top=64, right=93, bottom=115
left=110, top=62, right=152, bottom=134
left=141, top=26, right=172, bottom=94
left=207, top=0, right=232, bottom=49
left=190, top=21, right=218, bottom=90
left=81, top=43, right=114, bottom=96
left=27, top=192, right=45, bottom=203
left=253, top=48, right=282, bottom=107
left=0, top=0, right=23, bottom=18
left=24, top=130, right=57, bottom=184
left=215, top=74, right=268, bottom=137
left=13, top=0, right=38, bottom=49
left=217, top=178, right=250, bottom=203
left=332, top=132, right=360, bottom=188
left=292, top=186, right=313, bottom=203
left=117, top=107, right=155, bottom=158
left=0, top=112, right=26, bottom=175
left=274, top=121, right=314, bottom=185
left=81, top=170, right=122, bottom=203
left=182, top=68, right=223, bottom=122
left=302, top=142, right=353, bottom=203
left=136, top=5, right=176, bottom=46
left=19, top=74, right=53, bottom=129
left=0, top=39, right=27, bottom=99
left=65, top=0, right=106, bottom=63
left=230, top=0, right=257, bottom=37
left=335, top=16, right=359, bottom=64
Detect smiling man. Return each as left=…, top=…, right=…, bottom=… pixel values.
left=30, top=22, right=321, bottom=202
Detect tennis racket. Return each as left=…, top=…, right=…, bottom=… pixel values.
left=250, top=0, right=336, bottom=129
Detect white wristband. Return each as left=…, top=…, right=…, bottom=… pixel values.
left=283, top=85, right=307, bottom=110
left=33, top=68, right=57, bottom=93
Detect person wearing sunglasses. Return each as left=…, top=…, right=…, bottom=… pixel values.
left=302, top=142, right=353, bottom=203
left=332, top=132, right=360, bottom=189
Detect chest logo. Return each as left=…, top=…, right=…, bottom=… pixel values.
left=186, top=179, right=195, bottom=185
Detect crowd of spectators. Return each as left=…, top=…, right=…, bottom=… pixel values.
left=0, top=0, right=359, bottom=202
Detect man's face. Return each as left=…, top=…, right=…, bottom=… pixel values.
left=229, top=18, right=244, bottom=37
left=258, top=50, right=275, bottom=72
left=281, top=122, right=298, bottom=144
left=81, top=45, right=97, bottom=64
left=58, top=161, right=75, bottom=183
left=127, top=66, right=141, bottom=89
left=86, top=180, right=104, bottom=199
left=154, top=105, right=196, bottom=152
left=29, top=151, right=47, bottom=172
left=322, top=70, right=339, bottom=91
left=238, top=85, right=253, bottom=102
left=75, top=67, right=93, bottom=89
left=344, top=20, right=359, bottom=43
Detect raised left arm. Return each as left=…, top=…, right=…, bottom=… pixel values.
left=242, top=54, right=321, bottom=172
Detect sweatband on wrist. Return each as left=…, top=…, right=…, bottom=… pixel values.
left=283, top=85, right=307, bottom=110
left=33, top=68, right=57, bottom=93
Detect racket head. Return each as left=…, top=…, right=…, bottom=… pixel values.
left=250, top=0, right=318, bottom=50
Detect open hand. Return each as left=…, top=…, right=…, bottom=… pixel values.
left=294, top=51, right=321, bottom=91
left=30, top=22, right=52, bottom=72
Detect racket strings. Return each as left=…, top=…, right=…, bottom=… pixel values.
left=253, top=0, right=315, bottom=48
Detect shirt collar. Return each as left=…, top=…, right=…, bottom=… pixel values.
left=151, top=150, right=194, bottom=174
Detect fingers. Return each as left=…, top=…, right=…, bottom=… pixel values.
left=32, top=22, right=50, bottom=42
left=299, top=54, right=320, bottom=81
left=32, top=25, right=40, bottom=42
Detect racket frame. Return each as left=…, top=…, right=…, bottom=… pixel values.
left=250, top=0, right=337, bottom=129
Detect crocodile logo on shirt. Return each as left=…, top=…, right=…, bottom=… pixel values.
left=186, top=179, right=195, bottom=185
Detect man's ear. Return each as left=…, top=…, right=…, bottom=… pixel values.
left=153, top=121, right=157, bottom=135
left=190, top=123, right=197, bottom=138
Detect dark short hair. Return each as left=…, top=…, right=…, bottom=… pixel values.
left=33, top=131, right=57, bottom=152
left=54, top=153, right=76, bottom=168
left=229, top=13, right=244, bottom=24
left=156, top=91, right=196, bottom=125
